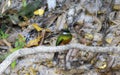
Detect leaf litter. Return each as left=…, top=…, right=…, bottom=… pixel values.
left=0, top=0, right=120, bottom=75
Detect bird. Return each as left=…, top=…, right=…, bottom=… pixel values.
left=53, top=29, right=72, bottom=65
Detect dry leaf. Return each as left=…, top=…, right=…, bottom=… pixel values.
left=29, top=67, right=37, bottom=75
left=44, top=28, right=51, bottom=32
left=19, top=21, right=29, bottom=27
left=94, top=16, right=102, bottom=32
left=0, top=40, right=5, bottom=45
left=112, top=57, right=120, bottom=70
left=0, top=0, right=11, bottom=14
left=47, top=0, right=56, bottom=11
left=32, top=23, right=51, bottom=32
left=97, top=61, right=107, bottom=69
left=34, top=8, right=45, bottom=16
left=106, top=38, right=113, bottom=44
left=85, top=33, right=93, bottom=40
left=105, top=33, right=114, bottom=44
left=56, top=13, right=66, bottom=31
left=43, top=15, right=57, bottom=27
left=97, top=10, right=105, bottom=15
left=113, top=4, right=120, bottom=11
left=26, top=36, right=42, bottom=47
left=32, top=23, right=43, bottom=31
left=2, top=39, right=12, bottom=50
left=93, top=33, right=103, bottom=41
left=111, top=36, right=120, bottom=45
left=18, top=34, right=25, bottom=42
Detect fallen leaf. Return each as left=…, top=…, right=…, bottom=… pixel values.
left=26, top=36, right=42, bottom=47
left=0, top=0, right=11, bottom=14
left=85, top=33, right=93, bottom=40
left=0, top=40, right=4, bottom=45
left=113, top=4, right=120, bottom=11
left=47, top=0, right=56, bottom=11
left=32, top=23, right=43, bottom=31
left=97, top=61, right=107, bottom=69
left=94, top=16, right=102, bottom=32
left=97, top=10, right=105, bottom=15
left=106, top=38, right=113, bottom=44
left=30, top=67, right=37, bottom=75
left=45, top=28, right=51, bottom=32
left=18, top=34, right=25, bottom=42
left=34, top=8, right=44, bottom=16
left=2, top=39, right=12, bottom=49
left=56, top=13, right=67, bottom=31
left=43, top=15, right=58, bottom=27
left=19, top=21, right=29, bottom=27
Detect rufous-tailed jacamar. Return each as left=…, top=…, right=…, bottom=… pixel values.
left=53, top=29, right=72, bottom=64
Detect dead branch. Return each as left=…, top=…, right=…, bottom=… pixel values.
left=0, top=43, right=120, bottom=74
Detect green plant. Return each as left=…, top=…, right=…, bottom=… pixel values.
left=22, top=0, right=27, bottom=8
left=0, top=29, right=9, bottom=39
left=10, top=34, right=25, bottom=69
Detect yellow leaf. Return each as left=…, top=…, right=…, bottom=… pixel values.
left=30, top=67, right=37, bottom=75
left=45, top=28, right=51, bottom=32
left=25, top=73, right=30, bottom=75
left=113, top=4, right=120, bottom=11
left=85, top=33, right=93, bottom=40
left=18, top=34, right=25, bottom=42
left=98, top=61, right=107, bottom=69
left=32, top=23, right=43, bottom=31
left=106, top=38, right=113, bottom=44
left=97, top=10, right=105, bottom=15
left=34, top=8, right=44, bottom=16
left=26, top=36, right=42, bottom=47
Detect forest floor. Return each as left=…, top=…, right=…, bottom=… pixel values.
left=0, top=0, right=120, bottom=75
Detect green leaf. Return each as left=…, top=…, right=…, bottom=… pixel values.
left=18, top=0, right=42, bottom=18
left=11, top=35, right=25, bottom=52
left=10, top=34, right=26, bottom=68
left=0, top=29, right=9, bottom=39
left=22, top=0, right=27, bottom=8
left=11, top=61, right=17, bottom=69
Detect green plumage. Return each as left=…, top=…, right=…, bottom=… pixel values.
left=53, top=29, right=72, bottom=64
left=56, top=33, right=72, bottom=46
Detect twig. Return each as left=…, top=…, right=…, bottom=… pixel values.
left=0, top=43, right=120, bottom=74
left=5, top=27, right=12, bottom=34
left=2, top=39, right=12, bottom=50
left=40, top=30, right=46, bottom=45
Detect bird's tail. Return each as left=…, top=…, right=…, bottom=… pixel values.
left=53, top=52, right=59, bottom=65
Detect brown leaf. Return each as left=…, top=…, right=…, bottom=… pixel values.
left=19, top=21, right=29, bottom=27
left=43, top=15, right=58, bottom=27
left=56, top=13, right=67, bottom=31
